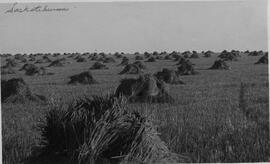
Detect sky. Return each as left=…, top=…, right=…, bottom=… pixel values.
left=0, top=0, right=268, bottom=54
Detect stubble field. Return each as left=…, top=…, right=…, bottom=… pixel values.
left=1, top=52, right=269, bottom=163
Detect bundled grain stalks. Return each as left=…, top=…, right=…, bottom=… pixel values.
left=14, top=54, right=27, bottom=62
left=177, top=60, right=197, bottom=75
left=155, top=55, right=163, bottom=60
left=48, top=59, right=64, bottom=67
left=144, top=52, right=151, bottom=58
left=209, top=60, right=230, bottom=70
left=133, top=61, right=146, bottom=70
left=28, top=56, right=36, bottom=61
left=20, top=63, right=35, bottom=71
left=115, top=74, right=174, bottom=103
left=24, top=65, right=40, bottom=75
left=0, top=53, right=11, bottom=57
left=145, top=57, right=156, bottom=62
left=175, top=57, right=188, bottom=65
left=89, top=62, right=109, bottom=70
left=76, top=57, right=87, bottom=62
left=182, top=51, right=191, bottom=58
left=164, top=55, right=173, bottom=60
left=119, top=64, right=143, bottom=75
left=22, top=64, right=52, bottom=76
left=103, top=57, right=116, bottom=63
left=38, top=95, right=187, bottom=164
left=5, top=58, right=18, bottom=67
left=203, top=50, right=214, bottom=57
left=114, top=52, right=123, bottom=59
left=255, top=54, right=268, bottom=64
left=122, top=121, right=190, bottom=164
left=118, top=57, right=129, bottom=66
left=68, top=71, right=98, bottom=84
left=1, top=78, right=46, bottom=103
left=35, top=56, right=52, bottom=64
left=1, top=66, right=15, bottom=75
left=154, top=68, right=184, bottom=84
left=189, top=52, right=199, bottom=58
left=218, top=50, right=239, bottom=61
left=43, top=56, right=52, bottom=62
left=170, top=51, right=180, bottom=59
left=135, top=55, right=144, bottom=60
left=248, top=51, right=264, bottom=56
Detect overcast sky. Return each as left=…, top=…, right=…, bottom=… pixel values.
left=0, top=0, right=267, bottom=54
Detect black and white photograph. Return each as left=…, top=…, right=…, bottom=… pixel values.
left=0, top=0, right=269, bottom=163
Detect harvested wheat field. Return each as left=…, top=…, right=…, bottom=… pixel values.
left=1, top=1, right=269, bottom=164
left=1, top=51, right=269, bottom=164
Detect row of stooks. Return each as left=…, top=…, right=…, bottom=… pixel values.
left=1, top=73, right=179, bottom=104
left=0, top=50, right=267, bottom=64
left=1, top=50, right=268, bottom=76
left=1, top=57, right=220, bottom=87
left=0, top=49, right=266, bottom=58
left=1, top=76, right=191, bottom=164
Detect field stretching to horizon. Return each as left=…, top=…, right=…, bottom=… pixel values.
left=1, top=50, right=269, bottom=164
